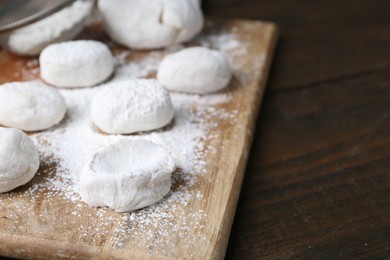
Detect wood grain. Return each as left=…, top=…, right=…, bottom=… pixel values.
left=203, top=0, right=390, bottom=259
left=0, top=19, right=277, bottom=259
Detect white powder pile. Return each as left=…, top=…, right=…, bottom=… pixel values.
left=114, top=52, right=161, bottom=81
left=199, top=28, right=242, bottom=54
left=1, top=26, right=248, bottom=252
left=196, top=23, right=247, bottom=68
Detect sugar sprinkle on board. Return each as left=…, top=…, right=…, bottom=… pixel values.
left=0, top=18, right=277, bottom=259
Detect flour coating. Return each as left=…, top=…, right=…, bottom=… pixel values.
left=0, top=128, right=39, bottom=193
left=40, top=40, right=114, bottom=88
left=0, top=0, right=93, bottom=56
left=157, top=47, right=232, bottom=94
left=0, top=81, right=66, bottom=131
left=98, top=0, right=203, bottom=49
left=91, top=79, right=174, bottom=134
left=79, top=139, right=175, bottom=212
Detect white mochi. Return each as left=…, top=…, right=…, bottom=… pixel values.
left=79, top=139, right=175, bottom=212
left=40, top=40, right=114, bottom=88
left=91, top=79, right=174, bottom=134
left=0, top=0, right=93, bottom=56
left=98, top=0, right=204, bottom=49
left=0, top=81, right=66, bottom=131
left=0, top=128, right=39, bottom=193
left=157, top=47, right=232, bottom=94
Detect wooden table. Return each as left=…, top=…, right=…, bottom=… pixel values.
left=204, top=0, right=390, bottom=259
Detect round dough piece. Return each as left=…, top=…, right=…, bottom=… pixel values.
left=40, top=40, right=114, bottom=88
left=0, top=81, right=66, bottom=131
left=0, top=0, right=93, bottom=56
left=98, top=0, right=204, bottom=49
left=158, top=47, right=232, bottom=94
left=0, top=128, right=39, bottom=193
left=91, top=79, right=174, bottom=134
left=79, top=139, right=175, bottom=212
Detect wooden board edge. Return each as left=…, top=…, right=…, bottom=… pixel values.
left=0, top=234, right=100, bottom=259
left=211, top=21, right=279, bottom=260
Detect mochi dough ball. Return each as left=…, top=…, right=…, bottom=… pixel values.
left=40, top=40, right=114, bottom=88
left=79, top=139, right=175, bottom=212
left=91, top=79, right=174, bottom=134
left=0, top=128, right=40, bottom=193
left=98, top=0, right=204, bottom=49
left=157, top=47, right=232, bottom=94
left=0, top=0, right=93, bottom=56
left=0, top=81, right=66, bottom=131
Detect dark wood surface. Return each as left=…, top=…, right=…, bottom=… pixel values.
left=204, top=0, right=390, bottom=259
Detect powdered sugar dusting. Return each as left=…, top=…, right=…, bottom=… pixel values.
left=197, top=23, right=248, bottom=70
left=0, top=25, right=249, bottom=253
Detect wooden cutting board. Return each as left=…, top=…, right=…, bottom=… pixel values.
left=0, top=18, right=277, bottom=259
